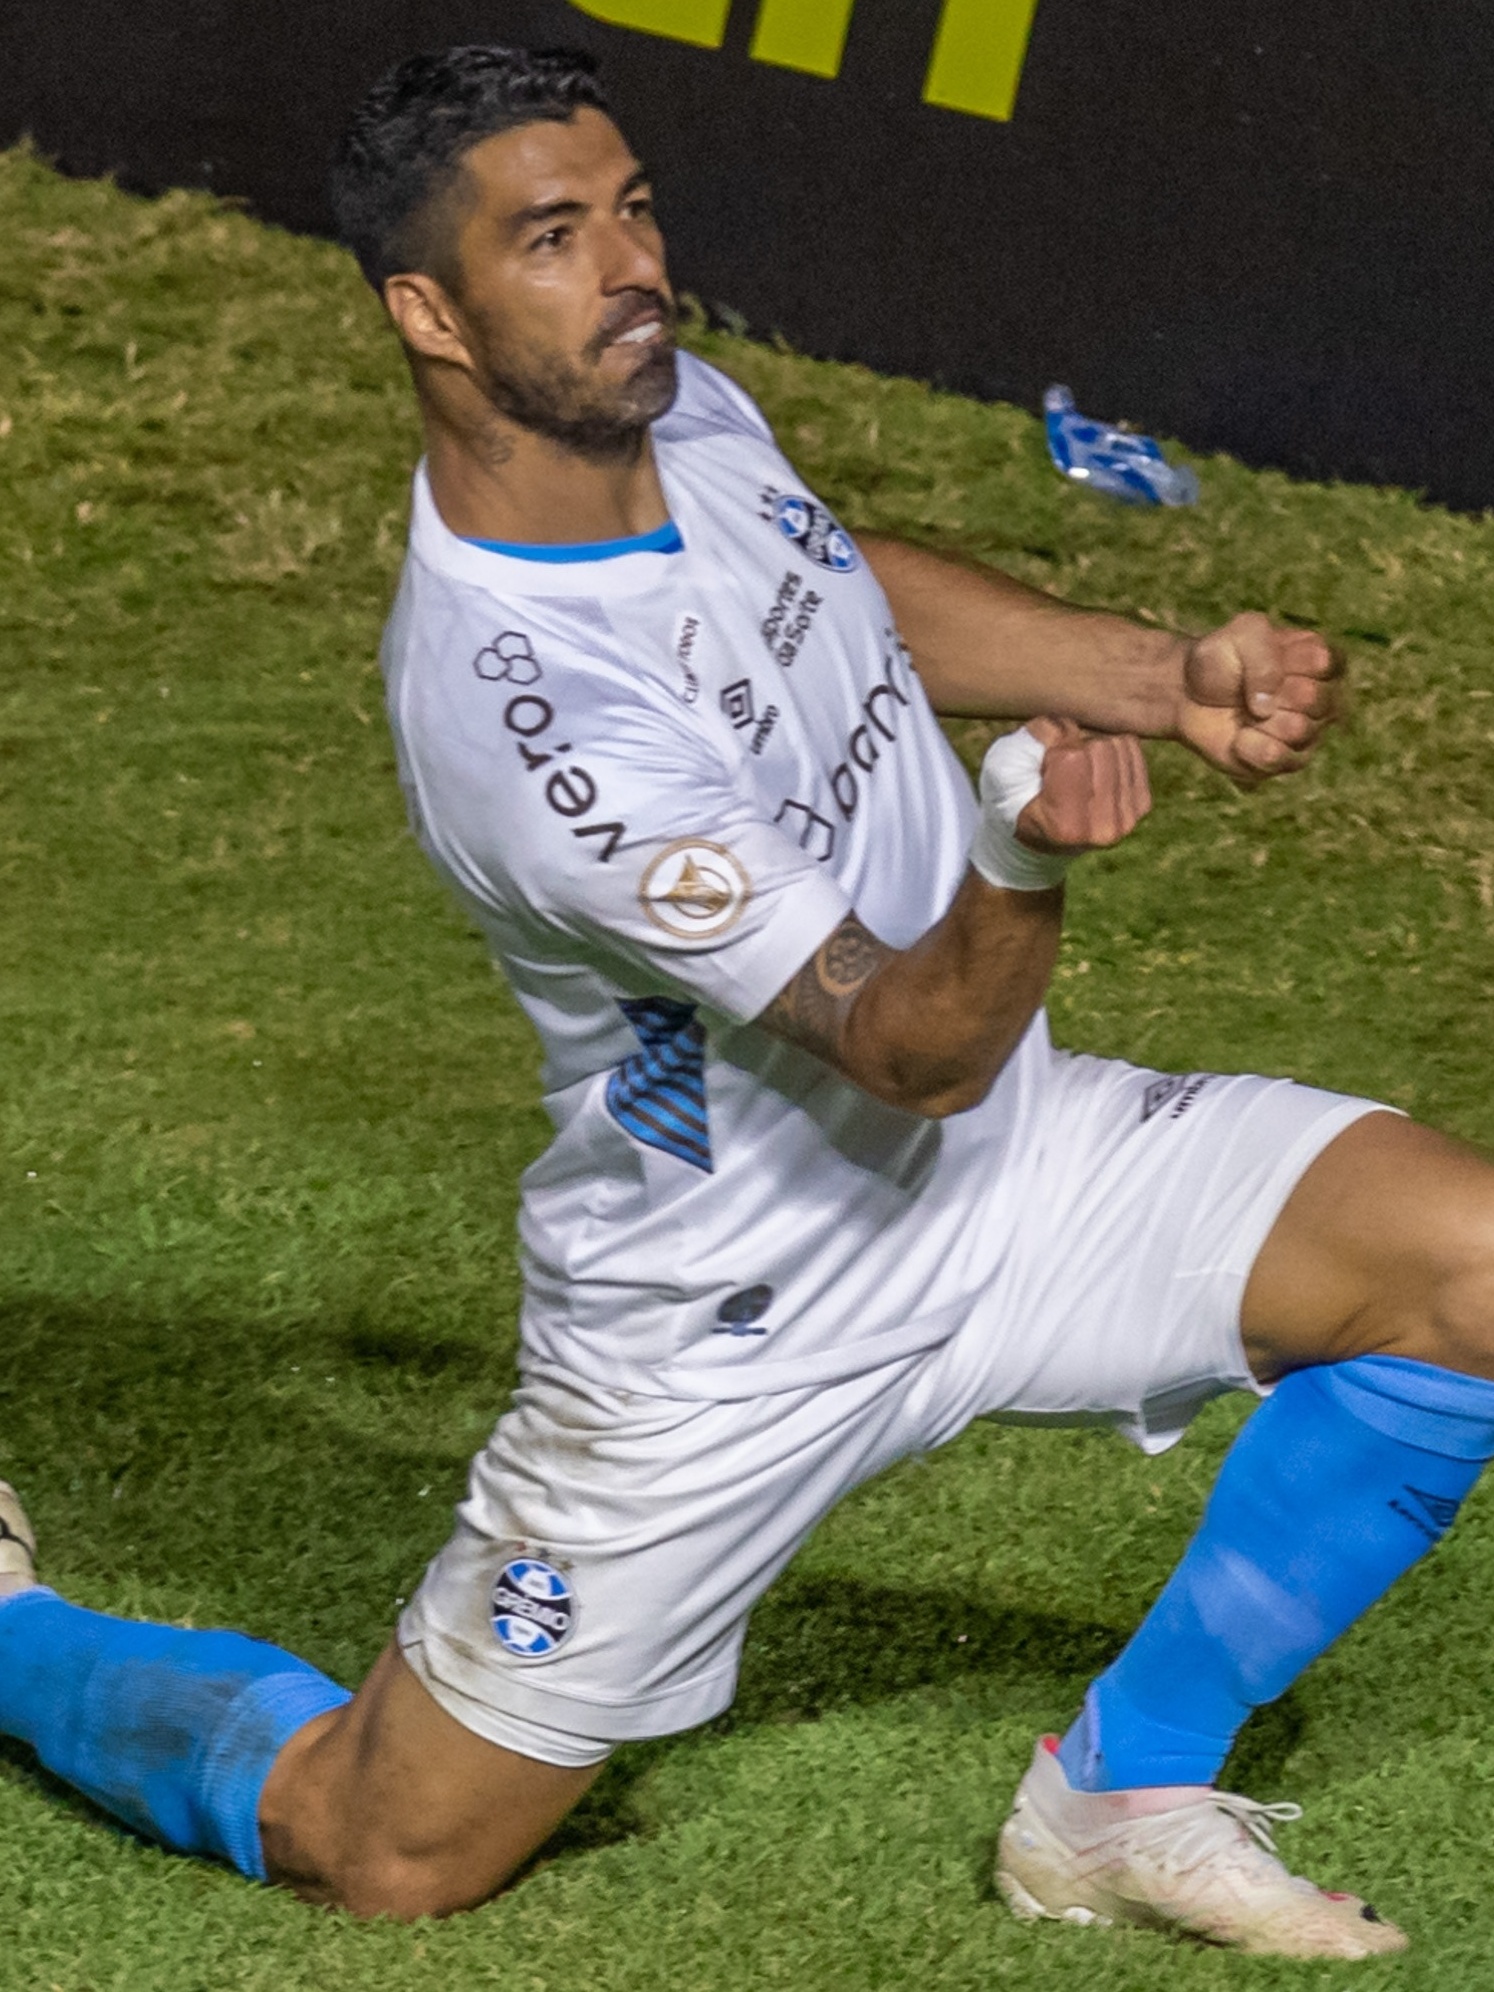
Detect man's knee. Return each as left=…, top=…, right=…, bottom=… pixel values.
left=1419, top=1197, right=1494, bottom=1375
left=1246, top=1115, right=1494, bottom=1377
left=267, top=1758, right=589, bottom=1920
left=1378, top=1125, right=1494, bottom=1373
left=258, top=1641, right=601, bottom=1917
left=319, top=1838, right=528, bottom=1921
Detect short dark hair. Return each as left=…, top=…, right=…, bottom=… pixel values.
left=330, top=45, right=611, bottom=291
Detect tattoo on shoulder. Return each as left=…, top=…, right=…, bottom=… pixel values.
left=758, top=912, right=891, bottom=1065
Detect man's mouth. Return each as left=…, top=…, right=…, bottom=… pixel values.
left=612, top=318, right=665, bottom=347
left=591, top=294, right=676, bottom=359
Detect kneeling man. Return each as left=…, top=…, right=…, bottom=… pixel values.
left=5, top=45, right=1494, bottom=1960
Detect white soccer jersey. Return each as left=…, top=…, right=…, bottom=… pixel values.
left=382, top=353, right=1054, bottom=1399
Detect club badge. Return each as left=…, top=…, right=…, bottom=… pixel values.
left=491, top=1556, right=576, bottom=1660
left=760, top=487, right=860, bottom=573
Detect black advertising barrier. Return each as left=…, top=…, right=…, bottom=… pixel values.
left=5, top=0, right=1493, bottom=507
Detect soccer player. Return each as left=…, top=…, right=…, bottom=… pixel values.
left=4, top=43, right=1494, bottom=1959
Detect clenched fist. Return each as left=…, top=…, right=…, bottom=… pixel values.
left=1177, top=612, right=1345, bottom=785
left=1016, top=715, right=1152, bottom=856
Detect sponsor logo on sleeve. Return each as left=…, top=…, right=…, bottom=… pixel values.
left=473, top=630, right=543, bottom=685
left=490, top=1556, right=576, bottom=1660
left=760, top=487, right=860, bottom=573
left=640, top=838, right=752, bottom=939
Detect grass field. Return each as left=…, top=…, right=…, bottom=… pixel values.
left=4, top=143, right=1494, bottom=1989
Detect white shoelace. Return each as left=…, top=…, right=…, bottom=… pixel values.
left=1157, top=1795, right=1304, bottom=1871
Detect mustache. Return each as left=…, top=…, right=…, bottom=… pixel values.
left=585, top=289, right=677, bottom=361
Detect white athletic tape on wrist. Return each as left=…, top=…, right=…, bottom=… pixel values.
left=970, top=726, right=1072, bottom=893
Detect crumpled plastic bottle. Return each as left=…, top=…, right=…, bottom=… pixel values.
left=1043, top=385, right=1199, bottom=506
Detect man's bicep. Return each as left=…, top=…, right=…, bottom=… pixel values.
left=755, top=911, right=895, bottom=1069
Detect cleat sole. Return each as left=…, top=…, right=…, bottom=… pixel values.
left=997, top=1867, right=1108, bottom=1928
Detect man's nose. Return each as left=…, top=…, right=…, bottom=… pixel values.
left=600, top=217, right=667, bottom=295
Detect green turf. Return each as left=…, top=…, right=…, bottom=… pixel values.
left=3, top=142, right=1494, bottom=1986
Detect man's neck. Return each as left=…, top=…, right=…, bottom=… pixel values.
left=422, top=413, right=670, bottom=548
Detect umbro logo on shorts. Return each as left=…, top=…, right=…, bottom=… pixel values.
left=1141, top=1074, right=1214, bottom=1123
left=491, top=1556, right=577, bottom=1660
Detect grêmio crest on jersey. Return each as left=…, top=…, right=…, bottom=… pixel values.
left=758, top=486, right=860, bottom=573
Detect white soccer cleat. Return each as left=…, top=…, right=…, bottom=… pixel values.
left=996, top=1736, right=1408, bottom=1959
left=0, top=1481, right=38, bottom=1595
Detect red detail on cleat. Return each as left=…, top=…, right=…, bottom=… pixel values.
left=1041, top=1734, right=1061, bottom=1755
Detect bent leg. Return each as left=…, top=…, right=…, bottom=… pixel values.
left=260, top=1641, right=601, bottom=1917
left=1062, top=1112, right=1494, bottom=1793
left=1060, top=1358, right=1494, bottom=1790
left=1000, top=1106, right=1494, bottom=1952
left=0, top=1539, right=597, bottom=1916
left=2, top=1345, right=932, bottom=1916
left=1242, top=1112, right=1494, bottom=1380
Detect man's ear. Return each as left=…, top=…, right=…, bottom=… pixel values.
left=383, top=272, right=473, bottom=371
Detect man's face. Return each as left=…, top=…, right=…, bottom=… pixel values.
left=438, top=108, right=678, bottom=457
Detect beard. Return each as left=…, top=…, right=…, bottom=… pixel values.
left=473, top=289, right=680, bottom=463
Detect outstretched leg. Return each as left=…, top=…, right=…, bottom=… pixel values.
left=0, top=1491, right=599, bottom=1916
left=1002, top=1113, right=1494, bottom=1956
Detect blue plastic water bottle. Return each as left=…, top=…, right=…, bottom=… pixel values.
left=1043, top=386, right=1199, bottom=507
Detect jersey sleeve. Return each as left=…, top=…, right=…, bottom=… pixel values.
left=405, top=674, right=852, bottom=1026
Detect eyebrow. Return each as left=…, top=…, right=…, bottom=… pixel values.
left=509, top=197, right=586, bottom=236
left=508, top=167, right=653, bottom=238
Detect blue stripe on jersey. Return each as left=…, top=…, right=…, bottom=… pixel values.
left=462, top=521, right=684, bottom=563
left=606, top=997, right=711, bottom=1171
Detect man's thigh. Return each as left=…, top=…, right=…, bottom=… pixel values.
left=1243, top=1111, right=1494, bottom=1379
left=923, top=1055, right=1389, bottom=1455
left=393, top=1359, right=929, bottom=1765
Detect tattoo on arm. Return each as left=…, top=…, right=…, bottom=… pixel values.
left=757, top=912, right=893, bottom=1067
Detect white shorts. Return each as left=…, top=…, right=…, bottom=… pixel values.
left=397, top=1056, right=1387, bottom=1766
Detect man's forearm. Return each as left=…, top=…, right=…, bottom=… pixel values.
left=757, top=722, right=1148, bottom=1115
left=862, top=535, right=1189, bottom=736
left=758, top=875, right=1061, bottom=1119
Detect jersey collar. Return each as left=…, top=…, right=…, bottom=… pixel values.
left=408, top=463, right=687, bottom=600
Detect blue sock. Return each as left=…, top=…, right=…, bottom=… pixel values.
left=0, top=1589, right=351, bottom=1877
left=1058, top=1356, right=1494, bottom=1791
